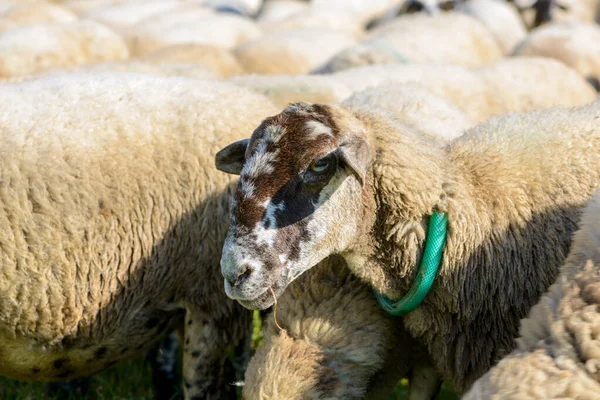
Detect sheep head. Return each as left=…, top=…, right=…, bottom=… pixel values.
left=215, top=102, right=373, bottom=309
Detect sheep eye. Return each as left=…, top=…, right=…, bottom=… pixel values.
left=308, top=154, right=334, bottom=174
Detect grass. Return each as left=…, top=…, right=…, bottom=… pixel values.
left=0, top=312, right=457, bottom=400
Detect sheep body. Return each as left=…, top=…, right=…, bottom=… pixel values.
left=243, top=257, right=439, bottom=400
left=126, top=10, right=261, bottom=56
left=82, top=0, right=203, bottom=33
left=0, top=72, right=277, bottom=398
left=464, top=191, right=600, bottom=399
left=330, top=57, right=597, bottom=122
left=362, top=12, right=503, bottom=67
left=0, top=20, right=129, bottom=78
left=234, top=28, right=356, bottom=75
left=341, top=83, right=473, bottom=142
left=457, top=0, right=527, bottom=54
left=0, top=3, right=77, bottom=33
left=513, top=21, right=600, bottom=91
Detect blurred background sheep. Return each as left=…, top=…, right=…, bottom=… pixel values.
left=0, top=0, right=598, bottom=398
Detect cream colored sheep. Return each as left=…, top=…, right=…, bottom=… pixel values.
left=216, top=99, right=600, bottom=392
left=513, top=21, right=600, bottom=91
left=330, top=57, right=597, bottom=122
left=0, top=72, right=278, bottom=399
left=233, top=28, right=356, bottom=75
left=464, top=191, right=600, bottom=399
left=140, top=43, right=244, bottom=78
left=257, top=7, right=364, bottom=37
left=0, top=3, right=77, bottom=33
left=314, top=12, right=503, bottom=72
left=0, top=20, right=129, bottom=78
left=362, top=12, right=503, bottom=67
left=229, top=73, right=353, bottom=107
left=82, top=0, right=204, bottom=34
left=243, top=257, right=441, bottom=400
left=125, top=9, right=261, bottom=56
left=341, top=83, right=473, bottom=142
left=457, top=0, right=527, bottom=54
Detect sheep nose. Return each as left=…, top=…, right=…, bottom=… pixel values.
left=227, top=265, right=254, bottom=289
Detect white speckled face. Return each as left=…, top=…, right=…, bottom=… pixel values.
left=215, top=103, right=372, bottom=309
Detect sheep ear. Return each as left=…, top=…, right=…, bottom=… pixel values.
left=338, top=138, right=371, bottom=186
left=215, top=139, right=250, bottom=175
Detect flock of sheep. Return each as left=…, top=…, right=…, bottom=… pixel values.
left=0, top=0, right=599, bottom=399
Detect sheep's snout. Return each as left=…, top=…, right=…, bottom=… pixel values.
left=220, top=239, right=282, bottom=307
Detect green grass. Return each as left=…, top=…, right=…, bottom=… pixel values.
left=0, top=312, right=457, bottom=400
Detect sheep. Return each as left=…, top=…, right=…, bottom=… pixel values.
left=215, top=99, right=600, bottom=393
left=82, top=0, right=204, bottom=34
left=314, top=12, right=504, bottom=73
left=243, top=256, right=442, bottom=400
left=464, top=191, right=600, bottom=399
left=242, top=87, right=474, bottom=399
left=0, top=20, right=129, bottom=79
left=360, top=12, right=503, bottom=68
left=140, top=44, right=244, bottom=78
left=256, top=7, right=364, bottom=37
left=125, top=9, right=261, bottom=56
left=0, top=3, right=77, bottom=33
left=228, top=73, right=354, bottom=107
left=0, top=72, right=278, bottom=399
left=341, top=82, right=474, bottom=142
left=233, top=27, right=356, bottom=75
left=513, top=21, right=600, bottom=91
left=456, top=0, right=527, bottom=55
left=329, top=57, right=597, bottom=122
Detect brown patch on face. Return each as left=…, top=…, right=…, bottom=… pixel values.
left=233, top=103, right=341, bottom=232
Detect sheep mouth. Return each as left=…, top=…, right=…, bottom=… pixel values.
left=236, top=273, right=290, bottom=310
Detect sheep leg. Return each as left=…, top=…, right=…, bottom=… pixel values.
left=181, top=310, right=237, bottom=400
left=408, top=364, right=443, bottom=400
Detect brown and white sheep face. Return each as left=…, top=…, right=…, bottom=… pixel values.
left=216, top=103, right=370, bottom=309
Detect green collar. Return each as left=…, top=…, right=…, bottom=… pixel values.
left=374, top=211, right=448, bottom=316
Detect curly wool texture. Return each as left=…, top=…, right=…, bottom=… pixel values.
left=0, top=73, right=277, bottom=390
left=243, top=256, right=434, bottom=400
left=464, top=192, right=600, bottom=399
left=341, top=99, right=600, bottom=391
